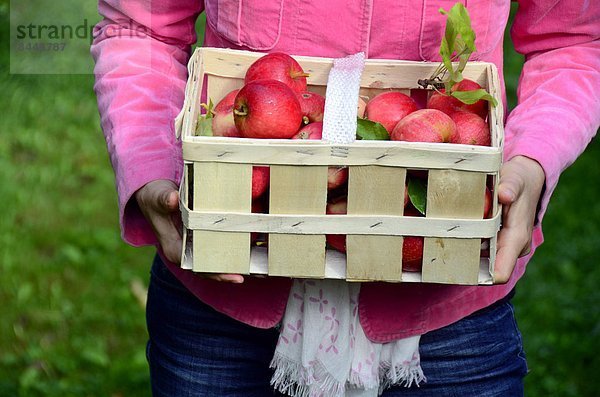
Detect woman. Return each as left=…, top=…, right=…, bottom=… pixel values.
left=91, top=1, right=600, bottom=395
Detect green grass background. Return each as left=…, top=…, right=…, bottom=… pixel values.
left=1, top=2, right=598, bottom=396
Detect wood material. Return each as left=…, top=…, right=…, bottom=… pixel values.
left=422, top=170, right=487, bottom=284
left=247, top=247, right=493, bottom=285
left=199, top=47, right=488, bottom=88
left=182, top=139, right=501, bottom=172
left=192, top=162, right=252, bottom=274
left=206, top=75, right=244, bottom=106
left=180, top=209, right=501, bottom=238
left=268, top=165, right=328, bottom=278
left=346, top=166, right=406, bottom=281
left=180, top=164, right=192, bottom=270
left=175, top=47, right=504, bottom=285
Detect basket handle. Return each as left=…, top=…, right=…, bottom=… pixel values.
left=321, top=52, right=365, bottom=144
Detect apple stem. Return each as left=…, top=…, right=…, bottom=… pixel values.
left=200, top=102, right=215, bottom=116
left=233, top=106, right=248, bottom=117
left=290, top=70, right=310, bottom=79
left=302, top=116, right=310, bottom=125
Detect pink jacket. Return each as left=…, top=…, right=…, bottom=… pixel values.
left=91, top=0, right=600, bottom=342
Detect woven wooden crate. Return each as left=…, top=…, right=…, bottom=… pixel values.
left=175, top=47, right=504, bottom=285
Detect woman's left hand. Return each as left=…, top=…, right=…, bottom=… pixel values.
left=494, top=155, right=546, bottom=283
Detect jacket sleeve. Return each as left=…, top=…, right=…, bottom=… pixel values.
left=504, top=0, right=600, bottom=223
left=91, top=1, right=203, bottom=246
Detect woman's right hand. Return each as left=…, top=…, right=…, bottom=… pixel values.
left=135, top=179, right=245, bottom=283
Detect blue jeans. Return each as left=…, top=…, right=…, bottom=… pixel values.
left=146, top=255, right=527, bottom=396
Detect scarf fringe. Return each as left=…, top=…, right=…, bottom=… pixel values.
left=348, top=369, right=379, bottom=391
left=271, top=353, right=426, bottom=396
left=270, top=353, right=346, bottom=397
left=378, top=360, right=426, bottom=392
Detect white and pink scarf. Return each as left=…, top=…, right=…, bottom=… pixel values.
left=270, top=279, right=425, bottom=397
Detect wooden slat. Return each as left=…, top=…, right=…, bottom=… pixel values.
left=181, top=210, right=501, bottom=238
left=489, top=174, right=500, bottom=281
left=489, top=236, right=497, bottom=282
left=346, top=166, right=406, bottom=281
left=206, top=75, right=244, bottom=106
left=247, top=247, right=494, bottom=285
left=182, top=139, right=502, bottom=172
left=199, top=47, right=489, bottom=89
left=487, top=63, right=504, bottom=148
left=193, top=162, right=252, bottom=274
left=268, top=165, right=328, bottom=277
left=422, top=170, right=486, bottom=284
left=180, top=164, right=192, bottom=270
left=176, top=49, right=204, bottom=139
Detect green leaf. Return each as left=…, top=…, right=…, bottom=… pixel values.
left=195, top=115, right=213, bottom=136
left=195, top=99, right=214, bottom=136
left=408, top=177, right=427, bottom=215
left=451, top=89, right=498, bottom=106
left=356, top=118, right=389, bottom=140
left=438, top=22, right=456, bottom=81
left=440, top=4, right=476, bottom=55
left=438, top=3, right=476, bottom=85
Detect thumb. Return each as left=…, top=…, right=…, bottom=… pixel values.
left=138, top=180, right=180, bottom=214
left=159, top=189, right=180, bottom=213
left=497, top=173, right=524, bottom=206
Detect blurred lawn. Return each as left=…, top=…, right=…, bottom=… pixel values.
left=1, top=1, right=154, bottom=395
left=1, top=2, right=598, bottom=397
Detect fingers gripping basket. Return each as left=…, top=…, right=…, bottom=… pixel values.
left=174, top=47, right=504, bottom=285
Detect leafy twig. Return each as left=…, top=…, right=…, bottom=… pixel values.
left=419, top=3, right=497, bottom=107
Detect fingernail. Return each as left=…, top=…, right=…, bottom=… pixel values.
left=505, top=190, right=515, bottom=201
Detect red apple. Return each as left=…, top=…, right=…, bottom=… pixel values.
left=450, top=111, right=491, bottom=146
left=245, top=52, right=309, bottom=93
left=427, top=78, right=488, bottom=119
left=233, top=79, right=303, bottom=139
left=252, top=166, right=270, bottom=199
left=452, top=79, right=489, bottom=118
left=364, top=91, right=419, bottom=132
left=391, top=109, right=457, bottom=143
left=296, top=91, right=325, bottom=124
left=211, top=89, right=241, bottom=137
left=484, top=186, right=492, bottom=219
left=327, top=234, right=347, bottom=253
left=328, top=167, right=349, bottom=191
left=426, top=91, right=453, bottom=116
left=326, top=199, right=347, bottom=253
left=402, top=206, right=424, bottom=272
left=292, top=121, right=323, bottom=140
left=402, top=237, right=424, bottom=272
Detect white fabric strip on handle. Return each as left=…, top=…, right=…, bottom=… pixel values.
left=270, top=52, right=426, bottom=397
left=322, top=52, right=365, bottom=144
